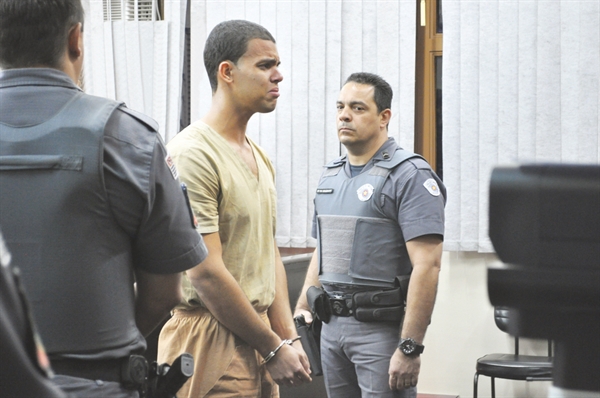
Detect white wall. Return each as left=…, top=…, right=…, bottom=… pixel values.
left=419, top=252, right=552, bottom=398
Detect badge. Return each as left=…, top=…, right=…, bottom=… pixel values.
left=357, top=183, right=374, bottom=202
left=423, top=178, right=441, bottom=196
left=165, top=154, right=179, bottom=180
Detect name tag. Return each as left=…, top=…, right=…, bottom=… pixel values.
left=316, top=188, right=334, bottom=194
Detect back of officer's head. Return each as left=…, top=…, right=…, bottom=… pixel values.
left=0, top=0, right=84, bottom=70
left=204, top=20, right=275, bottom=93
left=344, top=72, right=393, bottom=114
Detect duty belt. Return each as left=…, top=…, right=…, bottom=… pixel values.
left=307, top=285, right=406, bottom=323
left=52, top=355, right=148, bottom=390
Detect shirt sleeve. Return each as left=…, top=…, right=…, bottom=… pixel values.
left=103, top=109, right=208, bottom=274
left=168, top=145, right=221, bottom=235
left=382, top=158, right=447, bottom=242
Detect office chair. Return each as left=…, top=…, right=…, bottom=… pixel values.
left=473, top=306, right=553, bottom=398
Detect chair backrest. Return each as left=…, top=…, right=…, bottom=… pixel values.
left=494, top=306, right=511, bottom=333
left=493, top=306, right=553, bottom=357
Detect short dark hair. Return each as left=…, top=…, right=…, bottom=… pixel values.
left=204, top=20, right=275, bottom=93
left=344, top=72, right=393, bottom=113
left=0, top=0, right=84, bottom=69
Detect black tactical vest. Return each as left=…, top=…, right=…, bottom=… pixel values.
left=0, top=93, right=144, bottom=356
left=314, top=148, right=422, bottom=290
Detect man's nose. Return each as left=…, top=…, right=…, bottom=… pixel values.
left=338, top=107, right=351, bottom=121
left=271, top=67, right=283, bottom=83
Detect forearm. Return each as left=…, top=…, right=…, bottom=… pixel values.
left=400, top=262, right=440, bottom=342
left=188, top=233, right=280, bottom=358
left=400, top=236, right=443, bottom=343
left=293, top=250, right=320, bottom=314
left=135, top=270, right=183, bottom=337
left=267, top=245, right=297, bottom=339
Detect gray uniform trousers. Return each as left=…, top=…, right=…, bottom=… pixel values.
left=321, top=315, right=417, bottom=398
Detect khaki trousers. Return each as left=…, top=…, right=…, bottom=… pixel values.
left=157, top=307, right=278, bottom=398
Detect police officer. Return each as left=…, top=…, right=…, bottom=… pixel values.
left=0, top=230, right=68, bottom=397
left=294, top=72, right=446, bottom=398
left=0, top=1, right=208, bottom=397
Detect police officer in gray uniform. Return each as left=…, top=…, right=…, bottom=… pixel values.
left=295, top=73, right=446, bottom=398
left=0, top=230, right=69, bottom=397
left=0, top=1, right=208, bottom=397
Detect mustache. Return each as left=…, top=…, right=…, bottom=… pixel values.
left=338, top=123, right=354, bottom=130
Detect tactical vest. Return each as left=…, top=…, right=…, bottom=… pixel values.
left=0, top=92, right=143, bottom=356
left=314, top=148, right=422, bottom=290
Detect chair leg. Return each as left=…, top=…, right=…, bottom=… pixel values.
left=473, top=373, right=479, bottom=398
left=491, top=377, right=495, bottom=398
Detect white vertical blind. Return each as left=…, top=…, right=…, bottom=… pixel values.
left=83, top=0, right=183, bottom=141
left=443, top=0, right=600, bottom=252
left=188, top=0, right=416, bottom=248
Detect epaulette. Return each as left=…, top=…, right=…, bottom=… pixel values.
left=117, top=105, right=159, bottom=133
left=375, top=148, right=424, bottom=170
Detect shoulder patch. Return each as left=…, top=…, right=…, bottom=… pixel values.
left=423, top=178, right=441, bottom=196
left=165, top=153, right=179, bottom=180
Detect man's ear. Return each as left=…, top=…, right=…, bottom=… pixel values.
left=380, top=109, right=392, bottom=129
left=67, top=23, right=82, bottom=60
left=217, top=61, right=235, bottom=85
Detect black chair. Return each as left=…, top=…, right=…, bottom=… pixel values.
left=473, top=307, right=553, bottom=398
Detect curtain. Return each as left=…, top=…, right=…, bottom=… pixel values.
left=443, top=0, right=600, bottom=252
left=188, top=0, right=417, bottom=248
left=83, top=0, right=185, bottom=142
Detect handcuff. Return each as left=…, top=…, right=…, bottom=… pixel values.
left=261, top=336, right=302, bottom=364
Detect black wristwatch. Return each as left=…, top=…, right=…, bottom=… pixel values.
left=398, top=338, right=424, bottom=357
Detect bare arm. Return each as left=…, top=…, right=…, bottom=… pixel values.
left=187, top=233, right=311, bottom=385
left=267, top=243, right=311, bottom=380
left=293, top=250, right=319, bottom=323
left=134, top=269, right=184, bottom=337
left=389, top=235, right=443, bottom=391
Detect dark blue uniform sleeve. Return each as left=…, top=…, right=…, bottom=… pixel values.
left=103, top=109, right=207, bottom=275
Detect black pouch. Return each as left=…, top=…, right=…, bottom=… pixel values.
left=306, top=285, right=331, bottom=323
left=354, top=306, right=404, bottom=322
left=352, top=288, right=403, bottom=308
left=294, top=315, right=323, bottom=376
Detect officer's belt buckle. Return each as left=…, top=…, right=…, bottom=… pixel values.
left=328, top=294, right=353, bottom=317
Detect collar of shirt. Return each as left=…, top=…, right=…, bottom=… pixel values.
left=0, top=68, right=82, bottom=127
left=343, top=137, right=402, bottom=177
left=0, top=68, right=80, bottom=90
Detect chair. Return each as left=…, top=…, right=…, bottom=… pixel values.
left=473, top=307, right=553, bottom=398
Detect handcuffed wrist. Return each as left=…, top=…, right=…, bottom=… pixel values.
left=261, top=336, right=301, bottom=364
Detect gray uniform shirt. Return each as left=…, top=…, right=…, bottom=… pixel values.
left=0, top=68, right=207, bottom=358
left=313, top=137, right=446, bottom=243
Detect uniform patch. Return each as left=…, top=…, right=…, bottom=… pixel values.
left=357, top=183, right=374, bottom=202
left=316, top=188, right=334, bottom=194
left=165, top=154, right=179, bottom=180
left=423, top=178, right=441, bottom=196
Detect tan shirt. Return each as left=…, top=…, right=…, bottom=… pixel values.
left=167, top=121, right=277, bottom=312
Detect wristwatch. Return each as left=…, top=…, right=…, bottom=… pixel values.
left=398, top=338, right=424, bottom=357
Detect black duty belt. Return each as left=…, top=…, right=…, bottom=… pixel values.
left=307, top=284, right=407, bottom=323
left=52, top=355, right=148, bottom=389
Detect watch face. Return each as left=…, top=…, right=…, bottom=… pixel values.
left=400, top=339, right=415, bottom=354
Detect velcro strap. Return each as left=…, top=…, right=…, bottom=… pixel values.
left=354, top=306, right=404, bottom=322
left=353, top=288, right=403, bottom=307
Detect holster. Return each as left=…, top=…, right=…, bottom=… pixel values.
left=307, top=285, right=331, bottom=323
left=294, top=315, right=323, bottom=376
